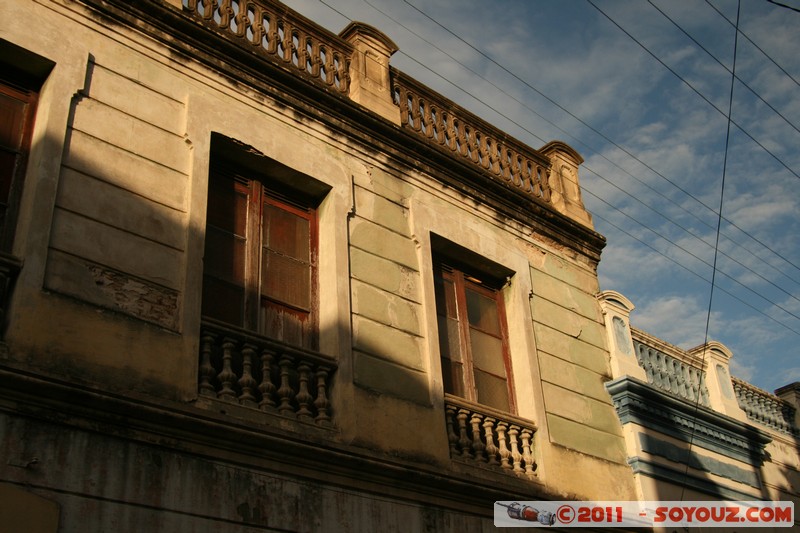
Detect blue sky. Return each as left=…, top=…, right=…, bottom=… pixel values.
left=286, top=0, right=800, bottom=393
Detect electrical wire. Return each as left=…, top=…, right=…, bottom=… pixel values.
left=705, top=0, right=800, bottom=89
left=681, top=0, right=741, bottom=504
left=647, top=0, right=800, bottom=137
left=585, top=198, right=800, bottom=336
left=587, top=0, right=799, bottom=182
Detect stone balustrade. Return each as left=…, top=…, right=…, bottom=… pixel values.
left=392, top=75, right=553, bottom=206
left=633, top=337, right=710, bottom=407
left=199, top=318, right=336, bottom=426
left=182, top=0, right=351, bottom=94
left=444, top=394, right=537, bottom=479
left=732, top=377, right=798, bottom=436
left=178, top=1, right=560, bottom=213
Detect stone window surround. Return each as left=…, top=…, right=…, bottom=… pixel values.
left=410, top=196, right=540, bottom=426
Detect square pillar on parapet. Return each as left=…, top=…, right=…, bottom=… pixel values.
left=340, top=22, right=401, bottom=125
left=597, top=290, right=645, bottom=381
left=688, top=341, right=747, bottom=422
left=540, top=141, right=594, bottom=230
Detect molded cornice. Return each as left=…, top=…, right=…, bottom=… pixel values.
left=606, top=376, right=771, bottom=466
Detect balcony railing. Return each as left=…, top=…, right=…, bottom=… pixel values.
left=182, top=0, right=351, bottom=94
left=392, top=75, right=553, bottom=207
left=199, top=318, right=336, bottom=426
left=633, top=338, right=710, bottom=407
left=732, top=377, right=798, bottom=436
left=445, top=394, right=537, bottom=480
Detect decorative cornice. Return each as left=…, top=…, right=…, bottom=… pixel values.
left=606, top=376, right=771, bottom=466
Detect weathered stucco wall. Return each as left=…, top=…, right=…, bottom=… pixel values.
left=0, top=412, right=500, bottom=533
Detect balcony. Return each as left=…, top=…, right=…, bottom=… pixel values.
left=444, top=394, right=537, bottom=480
left=198, top=318, right=336, bottom=427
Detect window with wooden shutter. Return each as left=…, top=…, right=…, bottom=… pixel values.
left=0, top=78, right=37, bottom=251
left=434, top=261, right=515, bottom=413
left=202, top=163, right=318, bottom=350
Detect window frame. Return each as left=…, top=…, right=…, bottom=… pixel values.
left=434, top=259, right=517, bottom=414
left=0, top=75, right=39, bottom=251
left=202, top=159, right=320, bottom=350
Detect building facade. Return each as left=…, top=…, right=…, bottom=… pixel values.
left=599, top=292, right=799, bottom=513
left=0, top=0, right=796, bottom=531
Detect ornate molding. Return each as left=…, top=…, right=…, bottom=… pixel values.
left=606, top=376, right=771, bottom=466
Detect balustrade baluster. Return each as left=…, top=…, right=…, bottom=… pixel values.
left=469, top=413, right=485, bottom=462
left=508, top=425, right=523, bottom=474
left=521, top=428, right=535, bottom=477
left=238, top=343, right=258, bottom=407
left=258, top=348, right=277, bottom=410
left=314, top=366, right=331, bottom=425
left=456, top=409, right=472, bottom=458
left=201, top=0, right=218, bottom=21
left=496, top=421, right=511, bottom=470
left=199, top=332, right=217, bottom=397
left=445, top=405, right=459, bottom=456
left=217, top=338, right=238, bottom=402
left=444, top=114, right=456, bottom=151
left=264, top=13, right=278, bottom=54
left=296, top=31, right=309, bottom=72
left=277, top=354, right=295, bottom=415
left=233, top=1, right=250, bottom=38
left=483, top=417, right=498, bottom=465
left=246, top=4, right=263, bottom=46
left=296, top=361, right=313, bottom=420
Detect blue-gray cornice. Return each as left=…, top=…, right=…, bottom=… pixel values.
left=606, top=376, right=771, bottom=467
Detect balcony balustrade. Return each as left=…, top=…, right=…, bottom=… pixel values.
left=733, top=377, right=798, bottom=436
left=182, top=0, right=351, bottom=94
left=199, top=318, right=336, bottom=426
left=633, top=338, right=710, bottom=407
left=444, top=394, right=537, bottom=480
left=392, top=76, right=553, bottom=207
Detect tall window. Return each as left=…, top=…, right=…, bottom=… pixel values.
left=0, top=77, right=37, bottom=251
left=202, top=162, right=318, bottom=350
left=434, top=261, right=514, bottom=412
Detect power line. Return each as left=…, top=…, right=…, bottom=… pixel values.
left=587, top=0, right=800, bottom=182
left=647, top=0, right=800, bottom=137
left=376, top=0, right=800, bottom=290
left=766, top=0, right=800, bottom=14
left=581, top=174, right=800, bottom=327
left=395, top=37, right=800, bottom=326
left=585, top=198, right=800, bottom=337
left=584, top=162, right=800, bottom=306
left=684, top=0, right=741, bottom=504
left=704, top=0, right=800, bottom=90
